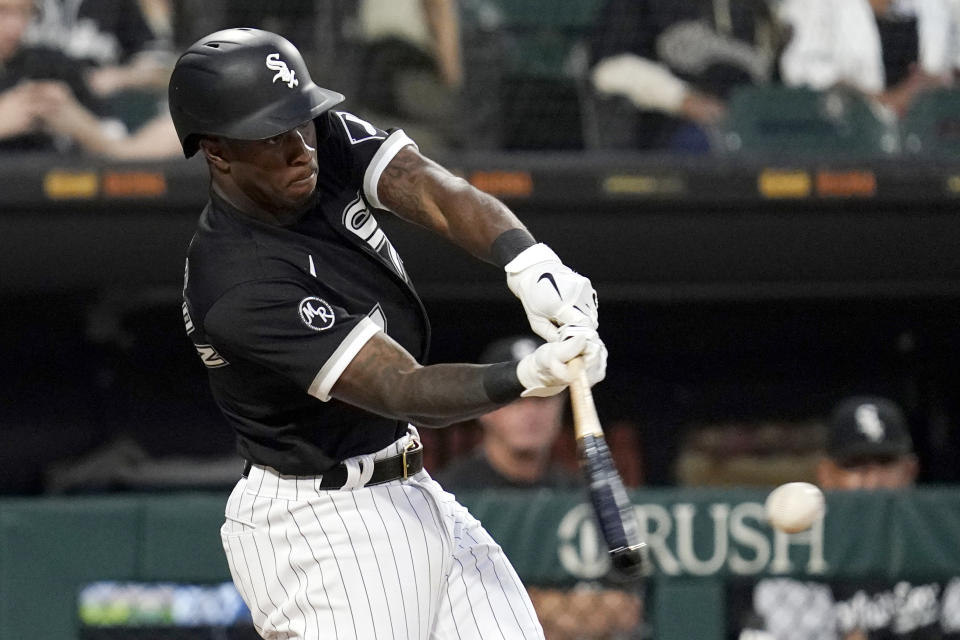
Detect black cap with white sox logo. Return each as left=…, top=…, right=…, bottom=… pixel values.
left=168, top=28, right=345, bottom=157
left=827, top=395, right=913, bottom=465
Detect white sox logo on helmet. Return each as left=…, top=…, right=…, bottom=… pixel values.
left=265, top=53, right=299, bottom=88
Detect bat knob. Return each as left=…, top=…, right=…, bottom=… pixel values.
left=609, top=543, right=647, bottom=583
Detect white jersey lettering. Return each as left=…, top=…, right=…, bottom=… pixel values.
left=194, top=343, right=227, bottom=368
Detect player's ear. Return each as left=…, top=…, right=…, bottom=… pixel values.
left=200, top=136, right=230, bottom=172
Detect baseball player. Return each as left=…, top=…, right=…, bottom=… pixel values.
left=169, top=28, right=606, bottom=640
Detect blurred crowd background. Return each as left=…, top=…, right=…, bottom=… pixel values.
left=2, top=1, right=960, bottom=638
left=3, top=0, right=960, bottom=158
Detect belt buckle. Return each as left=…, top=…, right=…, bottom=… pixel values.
left=402, top=440, right=418, bottom=479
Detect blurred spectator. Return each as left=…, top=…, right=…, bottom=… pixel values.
left=0, top=0, right=123, bottom=152
left=742, top=396, right=960, bottom=640
left=359, top=0, right=462, bottom=91
left=816, top=395, right=917, bottom=490
left=350, top=0, right=463, bottom=153
left=39, top=88, right=181, bottom=159
left=224, top=0, right=315, bottom=55
left=0, top=0, right=183, bottom=159
left=589, top=0, right=787, bottom=152
left=437, top=335, right=643, bottom=640
left=437, top=335, right=580, bottom=490
left=674, top=419, right=824, bottom=487
left=25, top=0, right=174, bottom=97
left=778, top=0, right=957, bottom=119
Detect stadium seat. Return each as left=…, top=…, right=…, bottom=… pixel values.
left=106, top=89, right=165, bottom=132
left=459, top=0, right=605, bottom=150
left=462, top=0, right=600, bottom=72
left=719, top=85, right=897, bottom=157
left=901, top=88, right=960, bottom=158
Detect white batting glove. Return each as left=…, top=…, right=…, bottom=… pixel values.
left=516, top=331, right=607, bottom=397
left=505, top=244, right=599, bottom=342
left=560, top=324, right=607, bottom=387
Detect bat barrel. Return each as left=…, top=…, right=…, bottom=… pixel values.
left=569, top=357, right=647, bottom=582
left=578, top=434, right=642, bottom=550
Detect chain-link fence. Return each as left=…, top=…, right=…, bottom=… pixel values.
left=201, top=0, right=960, bottom=156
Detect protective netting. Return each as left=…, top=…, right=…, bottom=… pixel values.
left=39, top=0, right=958, bottom=157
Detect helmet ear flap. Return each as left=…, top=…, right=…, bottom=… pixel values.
left=182, top=134, right=201, bottom=159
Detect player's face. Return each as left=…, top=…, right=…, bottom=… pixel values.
left=817, top=454, right=918, bottom=490
left=481, top=395, right=565, bottom=455
left=222, top=120, right=319, bottom=216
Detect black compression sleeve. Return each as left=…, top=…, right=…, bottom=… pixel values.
left=490, top=229, right=537, bottom=268
left=482, top=361, right=525, bottom=403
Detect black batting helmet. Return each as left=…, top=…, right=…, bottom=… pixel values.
left=168, top=28, right=345, bottom=158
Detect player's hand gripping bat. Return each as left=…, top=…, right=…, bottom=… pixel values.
left=569, top=356, right=646, bottom=581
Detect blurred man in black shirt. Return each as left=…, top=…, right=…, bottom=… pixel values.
left=0, top=0, right=114, bottom=151
left=589, top=0, right=786, bottom=152
left=438, top=335, right=582, bottom=491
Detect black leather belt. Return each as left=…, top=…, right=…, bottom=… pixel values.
left=242, top=441, right=423, bottom=488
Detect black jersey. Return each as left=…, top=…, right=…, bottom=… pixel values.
left=182, top=110, right=430, bottom=475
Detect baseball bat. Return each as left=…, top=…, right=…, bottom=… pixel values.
left=569, top=356, right=646, bottom=581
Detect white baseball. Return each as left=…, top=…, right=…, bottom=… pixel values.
left=764, top=482, right=825, bottom=533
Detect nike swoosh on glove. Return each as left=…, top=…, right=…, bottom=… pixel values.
left=505, top=244, right=599, bottom=342
left=516, top=331, right=607, bottom=397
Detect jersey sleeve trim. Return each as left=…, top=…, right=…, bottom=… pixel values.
left=362, top=129, right=418, bottom=212
left=307, top=317, right=381, bottom=402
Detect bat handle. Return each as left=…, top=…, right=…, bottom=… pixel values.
left=568, top=356, right=603, bottom=438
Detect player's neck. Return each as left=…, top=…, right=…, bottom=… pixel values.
left=483, top=440, right=550, bottom=484
left=210, top=179, right=308, bottom=226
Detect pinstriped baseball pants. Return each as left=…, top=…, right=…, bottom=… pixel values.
left=221, top=433, right=545, bottom=639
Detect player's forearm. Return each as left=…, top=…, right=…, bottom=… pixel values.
left=337, top=363, right=518, bottom=428
left=379, top=148, right=529, bottom=264
left=396, top=363, right=524, bottom=427
left=331, top=333, right=522, bottom=427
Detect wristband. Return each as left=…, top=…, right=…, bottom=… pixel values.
left=503, top=243, right=562, bottom=274
left=482, top=361, right=525, bottom=403
left=490, top=229, right=537, bottom=268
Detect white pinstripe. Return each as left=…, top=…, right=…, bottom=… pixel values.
left=370, top=488, right=415, bottom=640
left=397, top=483, right=442, bottom=634
left=263, top=502, right=299, bottom=637
left=271, top=503, right=310, bottom=640
left=326, top=491, right=380, bottom=637
left=281, top=509, right=326, bottom=639
left=220, top=430, right=545, bottom=639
